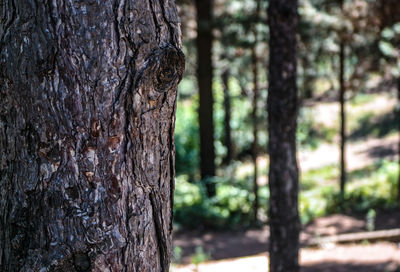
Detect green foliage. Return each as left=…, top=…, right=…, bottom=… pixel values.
left=299, top=161, right=399, bottom=224
left=173, top=246, right=183, bottom=264
left=190, top=246, right=210, bottom=265
left=300, top=186, right=335, bottom=224
left=297, top=108, right=335, bottom=150
left=349, top=93, right=375, bottom=106
left=175, top=158, right=399, bottom=228
left=301, top=164, right=338, bottom=190
left=173, top=175, right=269, bottom=230
left=175, top=99, right=200, bottom=177
left=350, top=110, right=398, bottom=140
left=326, top=161, right=399, bottom=214
left=366, top=209, right=376, bottom=231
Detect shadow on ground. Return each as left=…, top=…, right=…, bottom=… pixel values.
left=350, top=110, right=399, bottom=140
left=174, top=212, right=400, bottom=264
left=174, top=227, right=270, bottom=263
left=301, top=261, right=399, bottom=272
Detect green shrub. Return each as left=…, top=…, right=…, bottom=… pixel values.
left=297, top=108, right=335, bottom=150
left=173, top=175, right=269, bottom=230
left=175, top=101, right=200, bottom=177
left=326, top=160, right=398, bottom=214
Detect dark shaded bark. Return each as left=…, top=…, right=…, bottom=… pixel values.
left=195, top=0, right=216, bottom=197
left=267, top=0, right=300, bottom=272
left=221, top=69, right=233, bottom=165
left=339, top=0, right=347, bottom=199
left=0, top=1, right=184, bottom=271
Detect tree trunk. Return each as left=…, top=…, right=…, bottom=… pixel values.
left=251, top=0, right=261, bottom=224
left=267, top=1, right=300, bottom=272
left=222, top=69, right=233, bottom=165
left=195, top=0, right=216, bottom=197
left=397, top=77, right=400, bottom=204
left=301, top=55, right=314, bottom=99
left=339, top=0, right=347, bottom=199
left=251, top=46, right=259, bottom=224
left=0, top=1, right=184, bottom=271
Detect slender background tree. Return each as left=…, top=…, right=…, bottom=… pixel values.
left=267, top=0, right=300, bottom=271
left=195, top=0, right=216, bottom=197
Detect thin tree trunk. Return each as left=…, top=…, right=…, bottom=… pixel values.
left=251, top=0, right=261, bottom=224
left=397, top=77, right=400, bottom=204
left=339, top=0, right=347, bottom=199
left=195, top=0, right=216, bottom=197
left=0, top=1, right=184, bottom=271
left=267, top=0, right=300, bottom=271
left=222, top=69, right=233, bottom=164
left=251, top=46, right=259, bottom=223
left=302, top=56, right=314, bottom=99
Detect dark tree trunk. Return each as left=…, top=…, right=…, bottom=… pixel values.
left=301, top=56, right=314, bottom=99
left=251, top=0, right=261, bottom=224
left=251, top=47, right=259, bottom=223
left=0, top=1, right=184, bottom=271
left=339, top=0, right=347, bottom=199
left=222, top=69, right=233, bottom=165
left=398, top=77, right=400, bottom=204
left=267, top=0, right=300, bottom=272
left=195, top=0, right=216, bottom=197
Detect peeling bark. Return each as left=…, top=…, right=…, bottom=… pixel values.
left=0, top=0, right=184, bottom=271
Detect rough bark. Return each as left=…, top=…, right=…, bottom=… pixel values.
left=267, top=0, right=300, bottom=272
left=221, top=69, right=233, bottom=165
left=195, top=0, right=216, bottom=197
left=0, top=1, right=184, bottom=271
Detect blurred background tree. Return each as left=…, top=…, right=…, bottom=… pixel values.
left=172, top=0, right=400, bottom=269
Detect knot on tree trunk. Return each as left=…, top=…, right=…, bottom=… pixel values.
left=135, top=44, right=185, bottom=95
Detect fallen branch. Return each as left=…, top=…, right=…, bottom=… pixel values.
left=307, top=228, right=400, bottom=247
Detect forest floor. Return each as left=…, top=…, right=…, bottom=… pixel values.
left=238, top=90, right=399, bottom=185
left=172, top=212, right=400, bottom=271
left=172, top=243, right=400, bottom=272
left=173, top=90, right=400, bottom=271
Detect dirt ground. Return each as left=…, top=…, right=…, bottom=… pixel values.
left=173, top=243, right=400, bottom=272
left=173, top=212, right=400, bottom=271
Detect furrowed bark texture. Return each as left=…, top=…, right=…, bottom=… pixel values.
left=267, top=0, right=300, bottom=272
left=0, top=0, right=184, bottom=271
left=195, top=0, right=216, bottom=197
